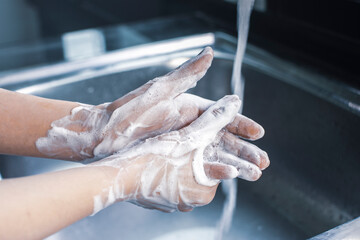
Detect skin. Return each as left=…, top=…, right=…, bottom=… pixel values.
left=0, top=166, right=115, bottom=240
left=0, top=96, right=249, bottom=240
left=91, top=95, right=247, bottom=213
left=0, top=47, right=268, bottom=165
left=0, top=88, right=79, bottom=157
left=0, top=47, right=270, bottom=239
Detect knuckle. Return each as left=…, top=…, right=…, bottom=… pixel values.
left=211, top=106, right=225, bottom=117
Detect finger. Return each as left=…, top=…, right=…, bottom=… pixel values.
left=174, top=93, right=213, bottom=110
left=175, top=93, right=265, bottom=140
left=178, top=198, right=194, bottom=212
left=222, top=131, right=270, bottom=170
left=217, top=151, right=262, bottom=181
left=152, top=46, right=214, bottom=98
left=108, top=47, right=213, bottom=112
left=178, top=206, right=194, bottom=212
left=181, top=95, right=241, bottom=146
left=204, top=162, right=238, bottom=180
left=107, top=80, right=154, bottom=112
left=226, top=114, right=265, bottom=140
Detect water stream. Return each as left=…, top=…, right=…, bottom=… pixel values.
left=215, top=0, right=255, bottom=239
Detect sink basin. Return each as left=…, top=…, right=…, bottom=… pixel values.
left=0, top=32, right=359, bottom=239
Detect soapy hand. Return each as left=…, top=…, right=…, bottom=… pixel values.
left=36, top=47, right=269, bottom=173
left=90, top=95, right=263, bottom=213
left=36, top=47, right=215, bottom=160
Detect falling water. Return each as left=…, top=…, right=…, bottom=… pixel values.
left=231, top=0, right=255, bottom=104
left=215, top=0, right=255, bottom=239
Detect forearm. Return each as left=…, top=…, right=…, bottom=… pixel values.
left=0, top=165, right=118, bottom=240
left=0, top=88, right=79, bottom=158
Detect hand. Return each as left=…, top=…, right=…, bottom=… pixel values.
left=36, top=47, right=269, bottom=171
left=90, top=95, right=265, bottom=213
left=36, top=47, right=214, bottom=160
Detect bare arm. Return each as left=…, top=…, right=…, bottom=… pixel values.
left=0, top=164, right=119, bottom=240
left=0, top=95, right=266, bottom=240
left=0, top=88, right=79, bottom=158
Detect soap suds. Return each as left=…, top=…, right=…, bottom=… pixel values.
left=36, top=47, right=215, bottom=162
left=36, top=103, right=110, bottom=161
left=89, top=95, right=241, bottom=215
left=34, top=46, right=264, bottom=225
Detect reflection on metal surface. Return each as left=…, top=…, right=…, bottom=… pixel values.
left=62, top=29, right=106, bottom=61
left=253, top=0, right=267, bottom=12
left=16, top=50, right=200, bottom=94
left=309, top=217, right=360, bottom=240
left=114, top=26, right=150, bottom=47
left=166, top=57, right=189, bottom=69
left=243, top=45, right=360, bottom=116
left=152, top=227, right=217, bottom=240
left=0, top=33, right=215, bottom=86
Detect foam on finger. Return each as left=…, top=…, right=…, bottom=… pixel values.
left=163, top=46, right=214, bottom=97
left=222, top=131, right=270, bottom=170
left=217, top=151, right=262, bottom=181
left=188, top=95, right=241, bottom=186
left=185, top=95, right=241, bottom=143
left=226, top=114, right=265, bottom=140
left=204, top=162, right=239, bottom=180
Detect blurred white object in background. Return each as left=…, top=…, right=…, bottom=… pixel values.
left=62, top=29, right=106, bottom=61
left=152, top=227, right=217, bottom=240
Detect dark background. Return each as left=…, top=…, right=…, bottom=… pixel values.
left=1, top=0, right=360, bottom=84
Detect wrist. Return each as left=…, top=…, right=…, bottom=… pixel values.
left=87, top=155, right=147, bottom=214
left=35, top=103, right=111, bottom=161
left=79, top=103, right=113, bottom=161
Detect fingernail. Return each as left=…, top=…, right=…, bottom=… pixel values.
left=198, top=46, right=213, bottom=56
left=253, top=169, right=262, bottom=181
left=257, top=125, right=265, bottom=138
left=260, top=151, right=270, bottom=170
left=222, top=95, right=241, bottom=112
left=248, top=124, right=265, bottom=140
left=246, top=166, right=262, bottom=181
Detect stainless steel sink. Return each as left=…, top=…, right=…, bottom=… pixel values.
left=0, top=32, right=359, bottom=239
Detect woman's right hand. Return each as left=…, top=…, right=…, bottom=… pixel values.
left=89, top=95, right=269, bottom=214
